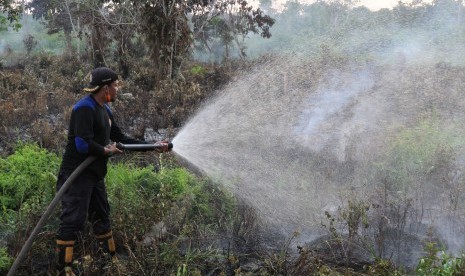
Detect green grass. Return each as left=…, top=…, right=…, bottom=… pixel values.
left=0, top=143, right=238, bottom=274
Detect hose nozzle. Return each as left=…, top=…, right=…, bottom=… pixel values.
left=116, top=142, right=173, bottom=153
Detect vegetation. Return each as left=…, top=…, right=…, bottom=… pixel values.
left=24, top=0, right=274, bottom=80
left=0, top=0, right=21, bottom=31
left=0, top=246, right=13, bottom=275
left=2, top=0, right=465, bottom=275
left=0, top=144, right=262, bottom=275
left=416, top=241, right=465, bottom=276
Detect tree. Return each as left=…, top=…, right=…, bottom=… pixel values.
left=27, top=0, right=275, bottom=81
left=392, top=0, right=429, bottom=27
left=191, top=0, right=275, bottom=61
left=27, top=0, right=107, bottom=65
left=0, top=0, right=22, bottom=31
left=134, top=0, right=192, bottom=80
left=23, top=34, right=38, bottom=55
left=130, top=0, right=274, bottom=79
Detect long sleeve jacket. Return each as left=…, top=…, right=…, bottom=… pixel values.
left=59, top=95, right=145, bottom=179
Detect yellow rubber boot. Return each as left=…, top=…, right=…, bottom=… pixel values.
left=95, top=231, right=116, bottom=257
left=55, top=239, right=75, bottom=276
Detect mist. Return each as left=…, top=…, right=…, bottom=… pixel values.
left=0, top=14, right=65, bottom=63
left=175, top=0, right=465, bottom=267
left=3, top=0, right=465, bottom=270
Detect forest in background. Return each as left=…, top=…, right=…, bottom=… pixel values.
left=3, top=0, right=465, bottom=275
left=2, top=0, right=465, bottom=154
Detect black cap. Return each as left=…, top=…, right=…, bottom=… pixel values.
left=83, top=67, right=118, bottom=93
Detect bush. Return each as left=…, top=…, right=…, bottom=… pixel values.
left=0, top=143, right=59, bottom=212
left=0, top=247, right=13, bottom=274
left=105, top=162, right=165, bottom=239
left=416, top=242, right=465, bottom=276
left=105, top=161, right=231, bottom=237
left=0, top=145, right=251, bottom=275
left=0, top=143, right=60, bottom=274
left=104, top=160, right=241, bottom=275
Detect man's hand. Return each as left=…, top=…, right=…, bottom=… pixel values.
left=154, top=141, right=172, bottom=153
left=105, top=142, right=123, bottom=156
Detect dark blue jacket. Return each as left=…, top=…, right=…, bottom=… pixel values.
left=59, top=95, right=144, bottom=179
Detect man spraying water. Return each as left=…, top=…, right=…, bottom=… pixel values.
left=6, top=67, right=173, bottom=276
left=53, top=67, right=172, bottom=275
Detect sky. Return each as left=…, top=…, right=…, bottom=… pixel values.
left=269, top=0, right=433, bottom=11
left=359, top=0, right=400, bottom=10
left=359, top=0, right=435, bottom=10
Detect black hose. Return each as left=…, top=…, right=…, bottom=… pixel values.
left=7, top=156, right=97, bottom=276
left=116, top=142, right=173, bottom=151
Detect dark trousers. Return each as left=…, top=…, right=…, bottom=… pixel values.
left=56, top=170, right=111, bottom=241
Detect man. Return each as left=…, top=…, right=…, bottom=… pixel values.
left=55, top=67, right=167, bottom=275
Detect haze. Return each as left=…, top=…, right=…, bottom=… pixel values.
left=269, top=0, right=433, bottom=11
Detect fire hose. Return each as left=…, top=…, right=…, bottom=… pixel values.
left=116, top=142, right=173, bottom=152
left=7, top=142, right=172, bottom=276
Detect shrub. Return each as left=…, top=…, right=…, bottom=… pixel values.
left=105, top=162, right=225, bottom=237
left=104, top=160, right=242, bottom=275
left=0, top=143, right=59, bottom=212
left=105, top=162, right=165, bottom=239
left=190, top=65, right=206, bottom=76
left=0, top=247, right=13, bottom=274
left=0, top=143, right=60, bottom=274
left=416, top=241, right=465, bottom=276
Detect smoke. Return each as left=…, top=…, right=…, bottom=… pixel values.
left=0, top=33, right=21, bottom=58
left=174, top=50, right=383, bottom=235
left=293, top=69, right=375, bottom=159
left=243, top=1, right=465, bottom=67
left=173, top=3, right=465, bottom=265
left=0, top=15, right=64, bottom=65
left=169, top=1, right=465, bottom=268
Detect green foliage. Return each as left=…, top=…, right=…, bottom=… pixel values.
left=190, top=65, right=206, bottom=76
left=106, top=163, right=192, bottom=203
left=106, top=160, right=234, bottom=230
left=105, top=162, right=164, bottom=237
left=416, top=242, right=465, bottom=276
left=379, top=114, right=465, bottom=196
left=0, top=144, right=241, bottom=275
left=0, top=143, right=60, bottom=272
left=106, top=162, right=161, bottom=201
left=0, top=246, right=12, bottom=274
left=0, top=0, right=22, bottom=31
left=0, top=143, right=59, bottom=212
left=104, top=160, right=241, bottom=275
left=367, top=258, right=402, bottom=276
left=155, top=168, right=192, bottom=198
